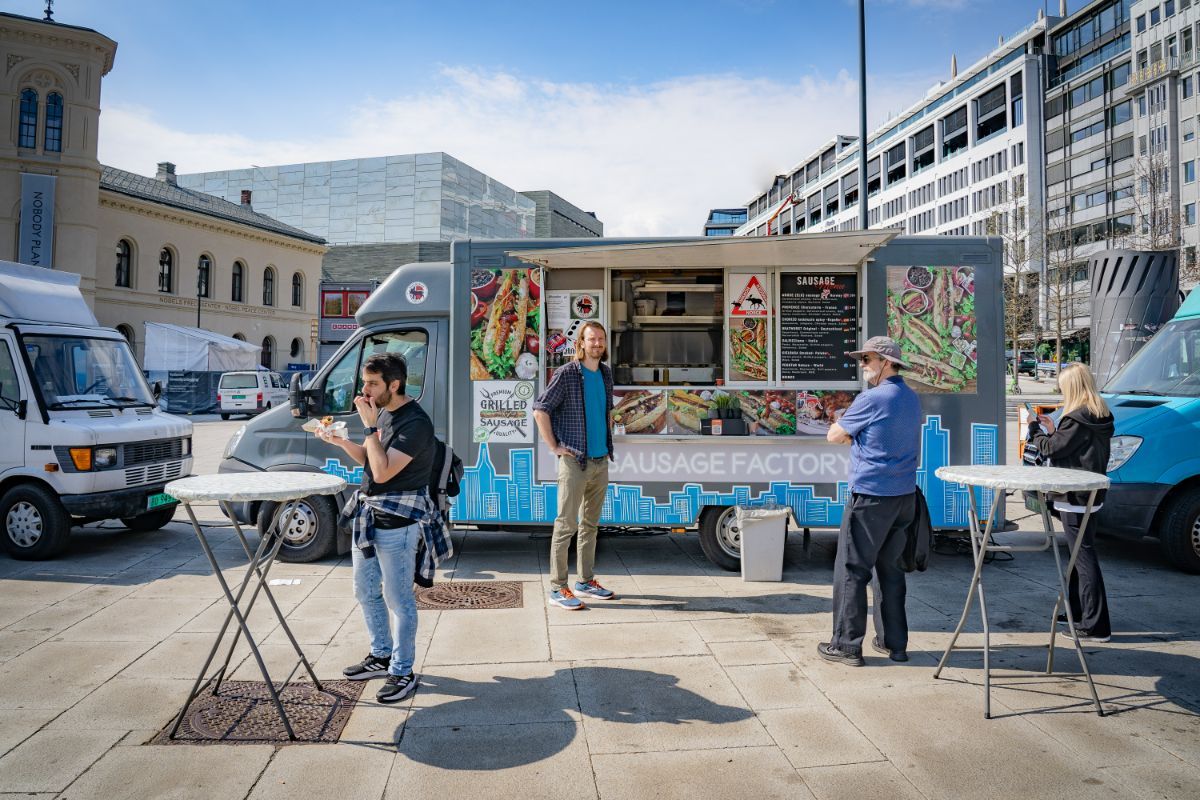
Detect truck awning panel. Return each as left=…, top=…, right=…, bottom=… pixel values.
left=507, top=229, right=901, bottom=270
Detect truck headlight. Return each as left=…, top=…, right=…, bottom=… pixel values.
left=1107, top=436, right=1142, bottom=472
left=182, top=437, right=192, bottom=456
left=93, top=447, right=118, bottom=468
left=223, top=425, right=246, bottom=460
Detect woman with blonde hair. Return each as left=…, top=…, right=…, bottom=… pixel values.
left=1027, top=363, right=1114, bottom=642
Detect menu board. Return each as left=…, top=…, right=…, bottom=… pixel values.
left=779, top=273, right=858, bottom=382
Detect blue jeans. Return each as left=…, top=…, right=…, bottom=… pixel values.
left=351, top=522, right=420, bottom=676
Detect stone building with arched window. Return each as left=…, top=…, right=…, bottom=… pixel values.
left=0, top=12, right=326, bottom=370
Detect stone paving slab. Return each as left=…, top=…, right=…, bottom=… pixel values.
left=592, top=746, right=815, bottom=800
left=248, top=744, right=395, bottom=800
left=0, top=727, right=126, bottom=793
left=56, top=743, right=274, bottom=800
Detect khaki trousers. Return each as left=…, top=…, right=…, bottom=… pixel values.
left=550, top=456, right=609, bottom=589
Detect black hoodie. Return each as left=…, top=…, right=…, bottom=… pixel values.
left=1027, top=408, right=1115, bottom=506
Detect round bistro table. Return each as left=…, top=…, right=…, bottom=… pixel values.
left=163, top=472, right=346, bottom=740
left=932, top=464, right=1110, bottom=719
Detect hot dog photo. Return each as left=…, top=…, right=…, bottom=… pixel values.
left=611, top=389, right=669, bottom=434
left=885, top=266, right=977, bottom=394
left=729, top=317, right=768, bottom=381
left=668, top=390, right=713, bottom=434
left=470, top=267, right=542, bottom=381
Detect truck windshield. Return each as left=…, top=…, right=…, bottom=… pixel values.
left=1105, top=318, right=1200, bottom=398
left=21, top=334, right=156, bottom=409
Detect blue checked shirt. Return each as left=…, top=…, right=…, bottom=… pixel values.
left=533, top=360, right=614, bottom=468
left=339, top=488, right=452, bottom=582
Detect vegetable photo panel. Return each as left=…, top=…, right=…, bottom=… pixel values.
left=885, top=266, right=977, bottom=394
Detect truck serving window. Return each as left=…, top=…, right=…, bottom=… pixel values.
left=322, top=330, right=428, bottom=414
left=1105, top=319, right=1200, bottom=398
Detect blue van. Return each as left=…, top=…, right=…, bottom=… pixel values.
left=1100, top=288, right=1200, bottom=573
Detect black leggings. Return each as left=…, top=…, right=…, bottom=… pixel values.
left=1060, top=510, right=1111, bottom=637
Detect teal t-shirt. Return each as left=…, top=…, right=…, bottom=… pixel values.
left=581, top=364, right=610, bottom=458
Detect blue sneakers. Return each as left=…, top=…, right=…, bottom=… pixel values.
left=548, top=587, right=586, bottom=610
left=574, top=579, right=615, bottom=600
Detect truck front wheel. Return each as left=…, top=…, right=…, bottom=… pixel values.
left=1159, top=489, right=1200, bottom=574
left=698, top=506, right=741, bottom=571
left=1, top=484, right=72, bottom=560
left=259, top=494, right=338, bottom=563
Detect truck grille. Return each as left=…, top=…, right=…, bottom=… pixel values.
left=124, top=438, right=184, bottom=466
left=125, top=460, right=185, bottom=487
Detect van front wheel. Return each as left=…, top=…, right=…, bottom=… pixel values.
left=1, top=484, right=72, bottom=560
left=698, top=506, right=741, bottom=571
left=259, top=494, right=338, bottom=563
left=1160, top=489, right=1200, bottom=574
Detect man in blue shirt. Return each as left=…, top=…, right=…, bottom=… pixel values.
left=819, top=336, right=921, bottom=666
left=533, top=321, right=616, bottom=610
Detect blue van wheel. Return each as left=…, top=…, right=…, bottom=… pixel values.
left=1160, top=490, right=1200, bottom=574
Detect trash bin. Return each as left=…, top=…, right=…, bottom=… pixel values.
left=737, top=505, right=789, bottom=582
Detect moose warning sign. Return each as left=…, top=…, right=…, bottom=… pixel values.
left=729, top=274, right=769, bottom=317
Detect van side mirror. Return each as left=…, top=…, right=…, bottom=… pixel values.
left=17, top=399, right=26, bottom=419
left=290, top=371, right=309, bottom=418
left=152, top=380, right=162, bottom=401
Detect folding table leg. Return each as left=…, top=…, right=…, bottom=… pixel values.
left=170, top=502, right=296, bottom=740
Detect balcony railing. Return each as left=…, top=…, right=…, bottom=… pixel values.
left=1131, top=51, right=1196, bottom=88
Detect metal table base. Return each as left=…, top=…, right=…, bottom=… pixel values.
left=168, top=499, right=323, bottom=740
left=932, top=487, right=1105, bottom=719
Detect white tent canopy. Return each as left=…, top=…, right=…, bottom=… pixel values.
left=143, top=322, right=261, bottom=372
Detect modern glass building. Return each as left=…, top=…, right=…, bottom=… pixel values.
left=179, top=153, right=538, bottom=245
left=702, top=208, right=747, bottom=236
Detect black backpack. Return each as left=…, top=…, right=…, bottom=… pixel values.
left=414, top=438, right=462, bottom=589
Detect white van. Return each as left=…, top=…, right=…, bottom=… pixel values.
left=0, top=261, right=193, bottom=560
left=217, top=371, right=288, bottom=419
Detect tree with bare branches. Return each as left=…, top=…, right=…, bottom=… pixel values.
left=988, top=186, right=1039, bottom=393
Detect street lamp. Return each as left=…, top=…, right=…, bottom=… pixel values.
left=858, top=0, right=869, bottom=231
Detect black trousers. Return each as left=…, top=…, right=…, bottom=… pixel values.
left=831, top=492, right=916, bottom=655
left=1060, top=510, right=1111, bottom=637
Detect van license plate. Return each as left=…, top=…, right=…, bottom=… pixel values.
left=232, top=394, right=246, bottom=399
left=147, top=492, right=176, bottom=510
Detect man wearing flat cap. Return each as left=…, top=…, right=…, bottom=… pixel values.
left=819, top=336, right=921, bottom=667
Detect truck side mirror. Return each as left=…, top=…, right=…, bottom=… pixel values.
left=152, top=380, right=162, bottom=402
left=17, top=399, right=26, bottom=420
left=289, top=371, right=309, bottom=418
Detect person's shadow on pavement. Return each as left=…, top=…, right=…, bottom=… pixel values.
left=392, top=666, right=755, bottom=769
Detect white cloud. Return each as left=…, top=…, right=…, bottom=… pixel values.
left=99, top=66, right=940, bottom=236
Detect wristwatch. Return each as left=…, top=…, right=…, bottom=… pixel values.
left=364, top=426, right=378, bottom=435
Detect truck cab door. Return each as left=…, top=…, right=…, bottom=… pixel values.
left=308, top=324, right=441, bottom=461
left=0, top=335, right=27, bottom=477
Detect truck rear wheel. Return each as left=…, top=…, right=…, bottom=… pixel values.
left=1159, top=489, right=1200, bottom=574
left=699, top=506, right=741, bottom=571
left=259, top=494, right=338, bottom=563
left=121, top=506, right=178, bottom=533
left=1, top=484, right=72, bottom=560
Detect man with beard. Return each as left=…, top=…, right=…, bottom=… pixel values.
left=314, top=352, right=445, bottom=702
left=533, top=321, right=617, bottom=610
left=819, top=337, right=921, bottom=666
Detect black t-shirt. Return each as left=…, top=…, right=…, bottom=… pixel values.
left=362, top=400, right=436, bottom=495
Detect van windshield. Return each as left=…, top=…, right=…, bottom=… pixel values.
left=21, top=334, right=156, bottom=409
left=220, top=373, right=260, bottom=389
left=1105, top=318, right=1200, bottom=398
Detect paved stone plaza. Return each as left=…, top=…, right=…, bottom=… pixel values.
left=0, top=419, right=1197, bottom=799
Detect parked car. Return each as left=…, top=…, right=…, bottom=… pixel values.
left=217, top=371, right=288, bottom=420
left=1015, top=355, right=1038, bottom=376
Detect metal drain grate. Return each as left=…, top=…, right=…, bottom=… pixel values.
left=151, top=680, right=364, bottom=746
left=415, top=581, right=524, bottom=610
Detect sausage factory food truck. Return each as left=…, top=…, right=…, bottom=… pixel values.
left=219, top=231, right=1004, bottom=567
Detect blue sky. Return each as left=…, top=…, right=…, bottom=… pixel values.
left=19, top=0, right=1069, bottom=234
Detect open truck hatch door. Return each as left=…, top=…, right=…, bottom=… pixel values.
left=506, top=229, right=902, bottom=270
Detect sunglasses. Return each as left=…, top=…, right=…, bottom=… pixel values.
left=858, top=354, right=877, bottom=364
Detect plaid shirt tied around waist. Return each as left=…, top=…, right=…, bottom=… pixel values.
left=532, top=360, right=613, bottom=469
left=339, top=489, right=452, bottom=582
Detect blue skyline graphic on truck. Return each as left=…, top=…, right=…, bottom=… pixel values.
left=321, top=415, right=998, bottom=528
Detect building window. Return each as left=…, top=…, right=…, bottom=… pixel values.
left=1167, top=0, right=1176, bottom=18
left=231, top=261, right=244, bottom=302
left=116, top=324, right=135, bottom=345
left=1137, top=14, right=1146, bottom=32
left=290, top=337, right=304, bottom=360
left=1187, top=203, right=1197, bottom=226
left=291, top=272, right=303, bottom=307
left=43, top=92, right=62, bottom=153
left=1186, top=161, right=1196, bottom=183
left=197, top=255, right=211, bottom=298
left=232, top=332, right=246, bottom=341
left=263, top=268, right=275, bottom=306
left=158, top=248, right=174, bottom=293
left=115, top=239, right=132, bottom=288
left=1151, top=6, right=1161, bottom=26
left=18, top=89, right=37, bottom=149
left=261, top=336, right=274, bottom=369
left=1185, top=77, right=1195, bottom=100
